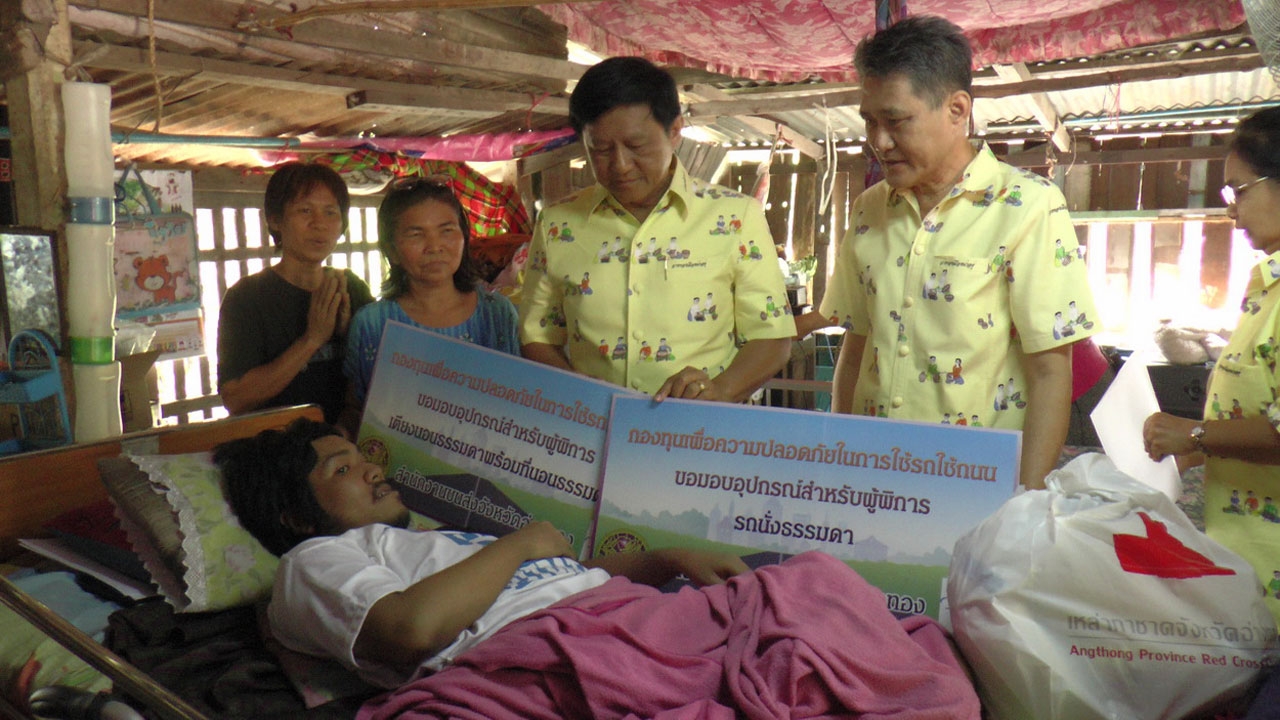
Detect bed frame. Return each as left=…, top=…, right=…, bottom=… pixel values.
left=0, top=405, right=323, bottom=720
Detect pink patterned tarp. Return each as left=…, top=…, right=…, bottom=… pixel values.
left=542, top=0, right=1246, bottom=82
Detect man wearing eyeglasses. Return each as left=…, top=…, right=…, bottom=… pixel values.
left=819, top=16, right=1099, bottom=490
left=519, top=57, right=795, bottom=403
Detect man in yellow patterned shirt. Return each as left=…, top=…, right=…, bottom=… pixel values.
left=819, top=17, right=1098, bottom=489
left=521, top=57, right=794, bottom=401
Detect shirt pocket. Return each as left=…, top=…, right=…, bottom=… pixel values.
left=919, top=255, right=1002, bottom=326
left=665, top=252, right=735, bottom=318
left=1207, top=355, right=1275, bottom=421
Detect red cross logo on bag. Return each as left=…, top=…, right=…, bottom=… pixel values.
left=1112, top=512, right=1235, bottom=579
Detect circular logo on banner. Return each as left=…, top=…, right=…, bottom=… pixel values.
left=596, top=529, right=647, bottom=556
left=358, top=436, right=390, bottom=471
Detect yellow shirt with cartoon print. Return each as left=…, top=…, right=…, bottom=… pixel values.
left=819, top=143, right=1098, bottom=429
left=520, top=160, right=796, bottom=394
left=1202, top=250, right=1280, bottom=625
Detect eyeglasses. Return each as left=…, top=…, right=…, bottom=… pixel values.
left=1220, top=176, right=1272, bottom=205
left=389, top=174, right=454, bottom=192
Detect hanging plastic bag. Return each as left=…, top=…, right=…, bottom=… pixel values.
left=948, top=453, right=1279, bottom=720
left=113, top=164, right=202, bottom=321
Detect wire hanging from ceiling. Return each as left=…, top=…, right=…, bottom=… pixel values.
left=818, top=102, right=837, bottom=216
left=148, top=0, right=163, bottom=132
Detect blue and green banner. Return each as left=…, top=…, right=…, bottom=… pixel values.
left=595, top=396, right=1021, bottom=619
left=359, top=320, right=1021, bottom=616
left=358, top=320, right=637, bottom=558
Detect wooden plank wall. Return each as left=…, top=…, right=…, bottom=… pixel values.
left=70, top=134, right=1239, bottom=428
left=1202, top=222, right=1235, bottom=310
left=746, top=153, right=868, bottom=308
left=1093, top=137, right=1146, bottom=210
left=1140, top=135, right=1193, bottom=209
left=744, top=136, right=1239, bottom=350
left=1081, top=134, right=1236, bottom=319
left=143, top=185, right=384, bottom=426
left=678, top=141, right=729, bottom=184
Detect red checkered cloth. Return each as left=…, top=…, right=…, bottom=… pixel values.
left=315, top=150, right=532, bottom=282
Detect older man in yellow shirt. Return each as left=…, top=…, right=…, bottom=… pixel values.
left=521, top=57, right=794, bottom=402
left=820, top=16, right=1098, bottom=489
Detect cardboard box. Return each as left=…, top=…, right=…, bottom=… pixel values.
left=118, top=350, right=162, bottom=433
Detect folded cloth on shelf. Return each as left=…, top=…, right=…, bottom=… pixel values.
left=358, top=551, right=979, bottom=720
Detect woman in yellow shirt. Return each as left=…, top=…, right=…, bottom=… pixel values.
left=1144, top=106, right=1280, bottom=628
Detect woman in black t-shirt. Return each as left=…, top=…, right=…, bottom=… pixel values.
left=217, top=162, right=373, bottom=424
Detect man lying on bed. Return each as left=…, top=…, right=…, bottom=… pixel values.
left=214, top=418, right=980, bottom=719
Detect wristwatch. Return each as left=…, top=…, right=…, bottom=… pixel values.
left=1189, top=424, right=1207, bottom=453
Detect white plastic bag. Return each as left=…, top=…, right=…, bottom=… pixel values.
left=948, top=453, right=1279, bottom=720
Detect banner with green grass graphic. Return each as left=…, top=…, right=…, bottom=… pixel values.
left=595, top=396, right=1021, bottom=619
left=357, top=320, right=638, bottom=558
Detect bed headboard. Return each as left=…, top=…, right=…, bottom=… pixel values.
left=0, top=404, right=323, bottom=559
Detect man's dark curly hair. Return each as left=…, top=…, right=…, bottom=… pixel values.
left=214, top=417, right=344, bottom=556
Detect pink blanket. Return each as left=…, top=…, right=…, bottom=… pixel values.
left=358, top=551, right=979, bottom=720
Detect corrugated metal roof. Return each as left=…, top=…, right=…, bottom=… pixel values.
left=691, top=36, right=1280, bottom=150
left=3, top=2, right=1275, bottom=168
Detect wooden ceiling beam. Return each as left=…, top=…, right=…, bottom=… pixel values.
left=75, top=41, right=569, bottom=116
left=69, top=0, right=581, bottom=83
left=992, top=63, right=1071, bottom=152
left=78, top=41, right=351, bottom=96
left=517, top=140, right=584, bottom=176
left=731, top=116, right=824, bottom=158
left=684, top=84, right=823, bottom=158
left=974, top=54, right=1265, bottom=99
left=709, top=82, right=858, bottom=103
left=231, top=0, right=600, bottom=33
left=982, top=42, right=1259, bottom=81
left=800, top=139, right=1228, bottom=172
left=1004, top=142, right=1228, bottom=168
left=689, top=89, right=863, bottom=120
left=347, top=87, right=566, bottom=117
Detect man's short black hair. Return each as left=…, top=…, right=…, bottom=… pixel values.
left=569, top=56, right=681, bottom=135
left=263, top=162, right=351, bottom=247
left=854, top=15, right=973, bottom=107
left=1232, top=106, right=1280, bottom=179
left=214, top=417, right=344, bottom=556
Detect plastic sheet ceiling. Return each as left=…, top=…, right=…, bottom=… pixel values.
left=543, top=0, right=1247, bottom=81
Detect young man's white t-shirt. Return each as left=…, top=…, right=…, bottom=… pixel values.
left=268, top=524, right=610, bottom=688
